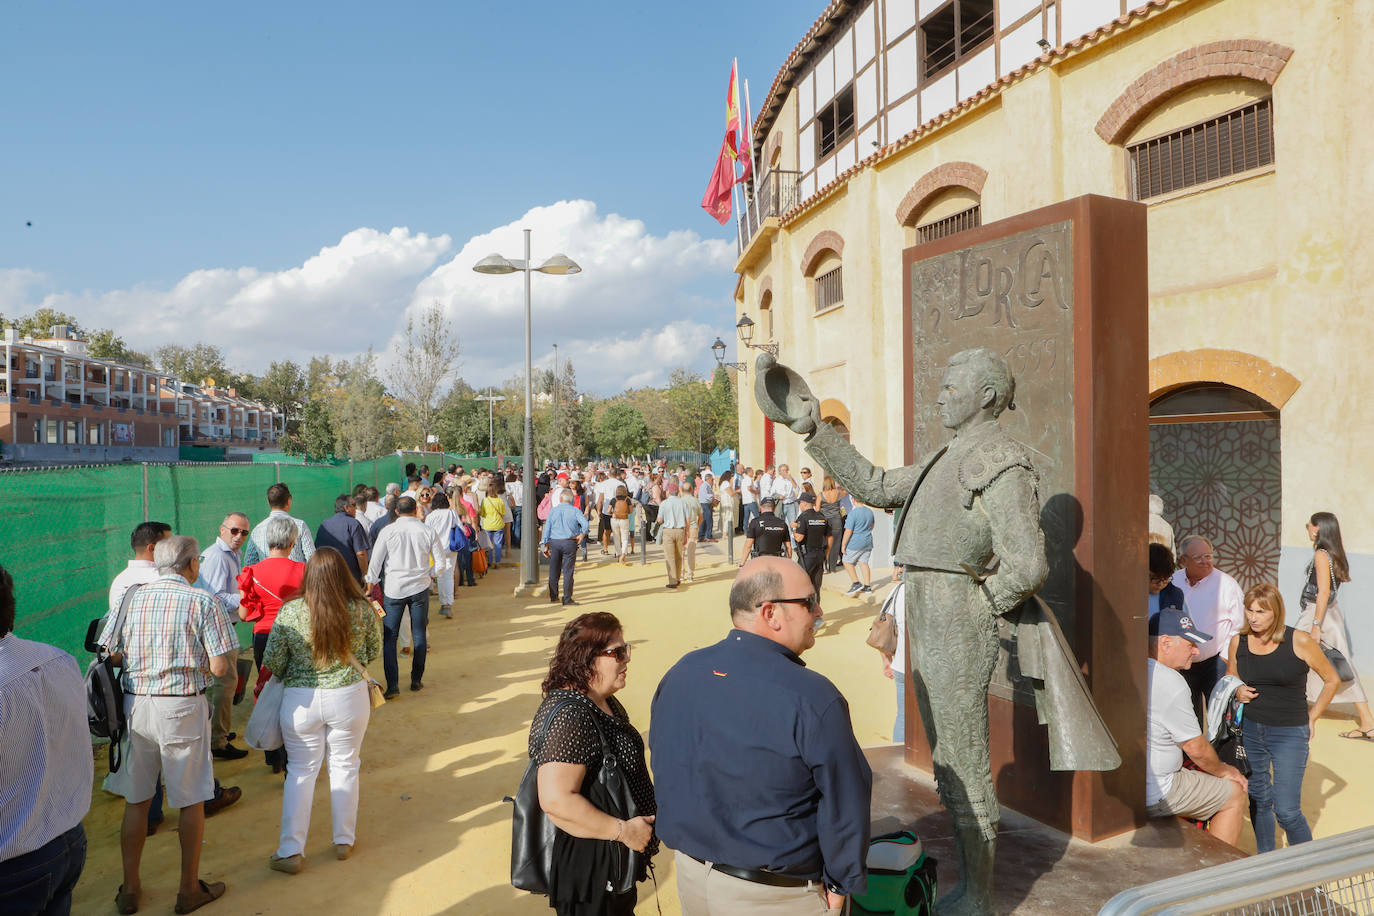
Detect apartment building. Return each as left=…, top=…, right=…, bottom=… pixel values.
left=1, top=326, right=281, bottom=464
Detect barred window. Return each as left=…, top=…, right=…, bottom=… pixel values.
left=816, top=84, right=856, bottom=160
left=921, top=0, right=995, bottom=79
left=1129, top=99, right=1273, bottom=200
left=916, top=205, right=981, bottom=243
left=815, top=266, right=843, bottom=312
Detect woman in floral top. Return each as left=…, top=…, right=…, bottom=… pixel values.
left=261, top=548, right=381, bottom=874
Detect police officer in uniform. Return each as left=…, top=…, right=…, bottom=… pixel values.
left=793, top=491, right=830, bottom=591
left=739, top=497, right=791, bottom=564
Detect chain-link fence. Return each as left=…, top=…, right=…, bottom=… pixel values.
left=0, top=459, right=390, bottom=662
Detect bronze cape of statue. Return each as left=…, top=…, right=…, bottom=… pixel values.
left=754, top=348, right=1119, bottom=916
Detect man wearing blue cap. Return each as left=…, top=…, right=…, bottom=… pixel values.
left=1145, top=608, right=1249, bottom=844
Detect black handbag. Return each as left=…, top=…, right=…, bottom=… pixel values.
left=509, top=696, right=644, bottom=896
left=1322, top=642, right=1356, bottom=682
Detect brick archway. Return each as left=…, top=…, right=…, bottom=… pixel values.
left=895, top=162, right=988, bottom=227
left=1148, top=348, right=1299, bottom=407
left=800, top=230, right=845, bottom=277
left=1095, top=40, right=1294, bottom=144
left=764, top=133, right=782, bottom=169
left=756, top=274, right=773, bottom=308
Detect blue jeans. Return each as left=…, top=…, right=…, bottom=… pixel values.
left=741, top=503, right=759, bottom=532
left=1244, top=719, right=1312, bottom=852
left=511, top=507, right=522, bottom=547
left=782, top=501, right=799, bottom=527
left=698, top=503, right=714, bottom=540
left=382, top=590, right=429, bottom=690
left=458, top=549, right=475, bottom=585
left=488, top=533, right=504, bottom=566
left=0, top=823, right=86, bottom=916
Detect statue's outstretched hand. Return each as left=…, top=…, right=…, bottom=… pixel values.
left=754, top=352, right=821, bottom=436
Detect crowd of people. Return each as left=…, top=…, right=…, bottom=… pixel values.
left=4, top=448, right=1372, bottom=915
left=1144, top=511, right=1371, bottom=852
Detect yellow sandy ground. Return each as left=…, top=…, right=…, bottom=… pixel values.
left=71, top=540, right=1373, bottom=915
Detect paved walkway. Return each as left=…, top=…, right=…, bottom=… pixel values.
left=71, top=537, right=1373, bottom=914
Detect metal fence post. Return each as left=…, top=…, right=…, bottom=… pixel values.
left=348, top=459, right=354, bottom=491
left=275, top=462, right=281, bottom=483
left=142, top=462, right=149, bottom=522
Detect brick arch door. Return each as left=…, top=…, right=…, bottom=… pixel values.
left=1148, top=384, right=1281, bottom=590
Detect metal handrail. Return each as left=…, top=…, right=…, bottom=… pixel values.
left=737, top=169, right=801, bottom=252
left=1100, top=826, right=1374, bottom=915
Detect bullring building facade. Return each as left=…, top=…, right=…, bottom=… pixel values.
left=730, top=0, right=1374, bottom=665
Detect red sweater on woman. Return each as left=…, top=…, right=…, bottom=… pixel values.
left=236, top=557, right=306, bottom=634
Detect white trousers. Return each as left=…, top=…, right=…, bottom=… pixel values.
left=277, top=680, right=371, bottom=857
left=611, top=518, right=631, bottom=557
left=436, top=558, right=455, bottom=607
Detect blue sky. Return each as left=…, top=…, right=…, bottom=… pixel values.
left=1, top=1, right=806, bottom=393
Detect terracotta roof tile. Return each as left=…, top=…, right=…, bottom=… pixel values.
left=765, top=0, right=1182, bottom=230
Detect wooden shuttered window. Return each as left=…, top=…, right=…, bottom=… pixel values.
left=815, top=266, right=843, bottom=312
left=916, top=205, right=981, bottom=243
left=1129, top=98, right=1274, bottom=200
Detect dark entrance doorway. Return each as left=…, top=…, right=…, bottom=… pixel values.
left=1148, top=384, right=1281, bottom=590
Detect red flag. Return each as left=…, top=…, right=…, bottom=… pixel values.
left=726, top=60, right=753, bottom=184
left=701, top=135, right=734, bottom=225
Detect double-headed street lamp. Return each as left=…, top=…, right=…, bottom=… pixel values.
left=473, top=230, right=581, bottom=589
left=473, top=390, right=507, bottom=457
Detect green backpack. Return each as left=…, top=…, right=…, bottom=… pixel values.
left=850, top=830, right=938, bottom=916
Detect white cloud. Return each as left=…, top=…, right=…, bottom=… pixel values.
left=3, top=201, right=737, bottom=394
left=397, top=200, right=737, bottom=393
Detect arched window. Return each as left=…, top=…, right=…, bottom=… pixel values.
left=1125, top=79, right=1273, bottom=201
left=1148, top=383, right=1281, bottom=589
left=801, top=231, right=845, bottom=315
left=759, top=289, right=774, bottom=340
left=908, top=187, right=981, bottom=246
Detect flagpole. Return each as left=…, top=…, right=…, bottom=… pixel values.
left=744, top=76, right=757, bottom=193
left=731, top=58, right=745, bottom=249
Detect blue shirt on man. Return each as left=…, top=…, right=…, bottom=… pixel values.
left=541, top=502, right=589, bottom=543
left=649, top=629, right=872, bottom=896
left=316, top=511, right=370, bottom=583
left=843, top=505, right=875, bottom=551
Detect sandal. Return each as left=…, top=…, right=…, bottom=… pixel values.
left=1338, top=728, right=1374, bottom=741
left=174, top=879, right=226, bottom=914
left=115, top=885, right=139, bottom=914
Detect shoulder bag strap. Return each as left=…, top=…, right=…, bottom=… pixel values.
left=108, top=582, right=143, bottom=657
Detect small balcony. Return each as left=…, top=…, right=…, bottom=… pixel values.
left=736, top=169, right=801, bottom=268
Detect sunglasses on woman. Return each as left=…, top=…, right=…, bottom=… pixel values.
left=598, top=644, right=632, bottom=663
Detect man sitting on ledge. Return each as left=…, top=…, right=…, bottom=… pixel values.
left=1146, top=608, right=1248, bottom=845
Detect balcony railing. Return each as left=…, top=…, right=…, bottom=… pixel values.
left=737, top=169, right=802, bottom=254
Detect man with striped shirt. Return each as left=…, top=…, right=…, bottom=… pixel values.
left=99, top=535, right=238, bottom=914
left=0, top=565, right=92, bottom=916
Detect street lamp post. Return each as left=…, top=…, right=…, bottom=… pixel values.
left=473, top=390, right=507, bottom=458
left=473, top=231, right=581, bottom=590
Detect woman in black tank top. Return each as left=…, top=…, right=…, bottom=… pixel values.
left=1227, top=584, right=1340, bottom=852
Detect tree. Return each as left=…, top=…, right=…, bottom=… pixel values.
left=155, top=343, right=229, bottom=385
left=332, top=352, right=396, bottom=459
left=86, top=328, right=152, bottom=367
left=14, top=309, right=84, bottom=339
left=433, top=379, right=491, bottom=453
left=541, top=360, right=594, bottom=463
left=665, top=368, right=717, bottom=454
left=389, top=302, right=461, bottom=449
left=255, top=360, right=308, bottom=436
left=709, top=367, right=739, bottom=451
left=595, top=402, right=653, bottom=459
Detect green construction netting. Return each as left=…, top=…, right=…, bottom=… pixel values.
left=2, top=461, right=370, bottom=662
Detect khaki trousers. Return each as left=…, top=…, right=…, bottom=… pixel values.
left=661, top=528, right=686, bottom=585
left=205, top=647, right=238, bottom=749
left=674, top=851, right=838, bottom=915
